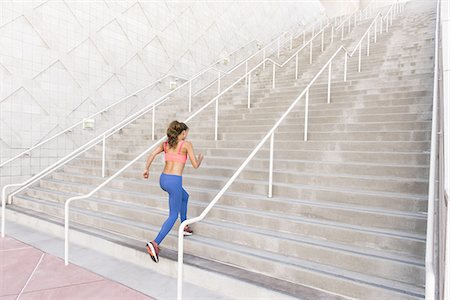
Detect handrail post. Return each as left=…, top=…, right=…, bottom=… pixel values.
left=304, top=89, right=309, bottom=141
left=295, top=53, right=299, bottom=80
left=217, top=71, right=221, bottom=94
left=341, top=25, right=344, bottom=40
left=331, top=26, right=334, bottom=43
left=374, top=19, right=378, bottom=43
left=386, top=14, right=389, bottom=33
left=348, top=17, right=351, bottom=33
left=2, top=184, right=22, bottom=237
left=268, top=132, right=274, bottom=198
left=380, top=16, right=383, bottom=34
left=354, top=13, right=357, bottom=27
left=277, top=38, right=280, bottom=58
left=344, top=54, right=348, bottom=82
left=327, top=63, right=332, bottom=104
left=272, top=64, right=276, bottom=89
left=263, top=49, right=266, bottom=70
left=245, top=61, right=248, bottom=85
left=188, top=81, right=192, bottom=112
left=321, top=30, right=324, bottom=52
left=390, top=8, right=393, bottom=25
left=367, top=31, right=370, bottom=56
left=360, top=10, right=362, bottom=21
left=64, top=202, right=70, bottom=265
left=309, top=41, right=313, bottom=64
left=152, top=103, right=155, bottom=140
left=290, top=35, right=293, bottom=51
left=214, top=98, right=219, bottom=141
left=247, top=73, right=251, bottom=109
left=102, top=134, right=106, bottom=178
left=303, top=32, right=305, bottom=45
left=358, top=44, right=362, bottom=72
left=177, top=226, right=185, bottom=300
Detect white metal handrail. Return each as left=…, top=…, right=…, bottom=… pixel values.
left=174, top=1, right=404, bottom=299
left=425, top=0, right=441, bottom=298
left=61, top=3, right=380, bottom=268
left=0, top=13, right=332, bottom=238
left=61, top=20, right=337, bottom=265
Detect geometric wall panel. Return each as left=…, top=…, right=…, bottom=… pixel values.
left=0, top=0, right=323, bottom=162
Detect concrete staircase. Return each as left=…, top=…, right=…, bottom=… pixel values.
left=7, top=1, right=436, bottom=299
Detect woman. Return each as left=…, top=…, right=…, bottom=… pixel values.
left=143, top=120, right=203, bottom=263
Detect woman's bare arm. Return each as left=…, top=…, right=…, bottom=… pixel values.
left=185, top=141, right=203, bottom=169
left=143, top=143, right=164, bottom=179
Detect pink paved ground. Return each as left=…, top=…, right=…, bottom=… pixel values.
left=0, top=236, right=154, bottom=300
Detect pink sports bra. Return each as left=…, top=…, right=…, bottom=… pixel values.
left=164, top=141, right=187, bottom=164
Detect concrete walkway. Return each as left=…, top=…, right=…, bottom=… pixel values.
left=1, top=220, right=228, bottom=300
left=1, top=235, right=154, bottom=300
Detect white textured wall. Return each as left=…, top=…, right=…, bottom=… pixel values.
left=320, top=0, right=359, bottom=18
left=0, top=0, right=323, bottom=162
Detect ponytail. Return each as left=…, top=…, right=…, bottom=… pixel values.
left=166, top=120, right=189, bottom=148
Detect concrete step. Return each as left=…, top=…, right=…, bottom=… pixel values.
left=72, top=155, right=429, bottom=182
left=18, top=180, right=427, bottom=259
left=7, top=202, right=424, bottom=300
left=16, top=188, right=426, bottom=287
left=102, top=138, right=431, bottom=158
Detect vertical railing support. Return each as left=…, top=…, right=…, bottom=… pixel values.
left=374, top=19, right=377, bottom=43
left=295, top=53, right=299, bottom=80
left=277, top=38, right=280, bottom=58
left=321, top=30, right=324, bottom=52
left=214, top=98, right=218, bottom=141
left=245, top=61, right=248, bottom=85
left=367, top=31, right=370, bottom=56
left=152, top=103, right=155, bottom=140
left=102, top=134, right=106, bottom=178
left=2, top=184, right=23, bottom=238
left=380, top=16, right=383, bottom=34
left=303, top=32, right=306, bottom=45
left=64, top=204, right=70, bottom=265
left=358, top=44, right=362, bottom=72
left=188, top=81, right=192, bottom=112
left=290, top=35, right=293, bottom=51
left=247, top=73, right=251, bottom=109
left=263, top=49, right=266, bottom=70
left=304, top=89, right=309, bottom=141
left=327, top=63, right=332, bottom=104
left=268, top=132, right=274, bottom=198
left=331, top=26, right=334, bottom=43
left=217, top=70, right=221, bottom=94
left=272, top=64, right=276, bottom=89
left=341, top=25, right=344, bottom=40
left=386, top=15, right=389, bottom=33
left=344, top=54, right=348, bottom=82
left=177, top=227, right=184, bottom=300
left=309, top=41, right=313, bottom=64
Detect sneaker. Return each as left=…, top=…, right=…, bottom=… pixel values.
left=146, top=241, right=159, bottom=263
left=183, top=225, right=193, bottom=236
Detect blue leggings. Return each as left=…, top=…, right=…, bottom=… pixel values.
left=154, top=173, right=189, bottom=244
